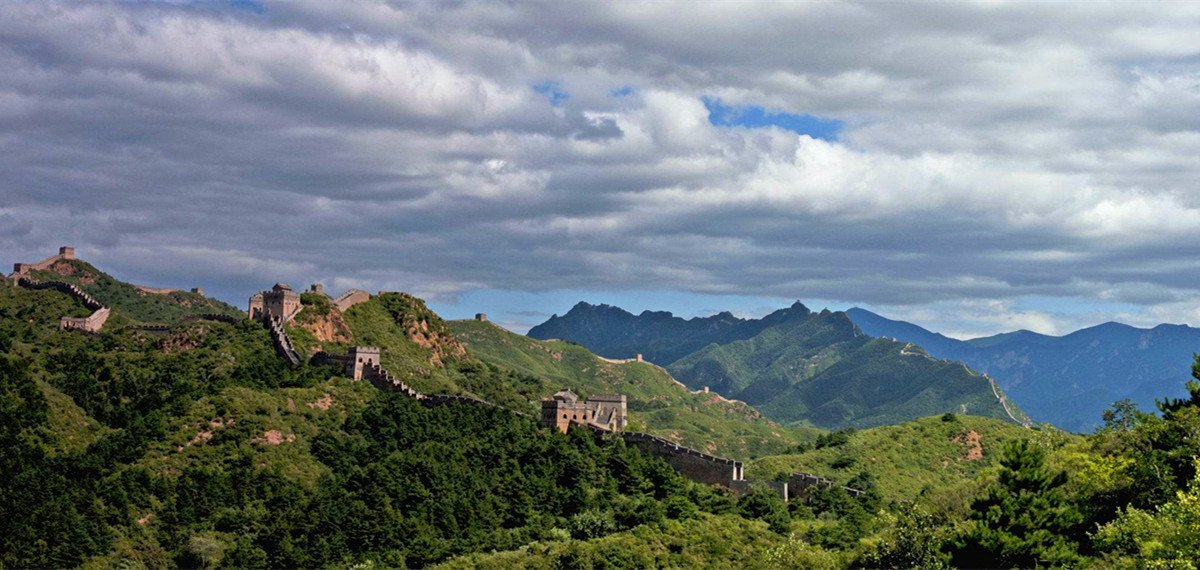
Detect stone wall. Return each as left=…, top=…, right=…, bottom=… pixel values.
left=135, top=285, right=181, bottom=295
left=266, top=315, right=301, bottom=365
left=11, top=247, right=73, bottom=277
left=621, top=431, right=744, bottom=487
left=15, top=276, right=109, bottom=333
left=361, top=362, right=424, bottom=399
left=333, top=289, right=370, bottom=312
left=787, top=472, right=864, bottom=499
left=128, top=313, right=242, bottom=332
left=61, top=307, right=110, bottom=333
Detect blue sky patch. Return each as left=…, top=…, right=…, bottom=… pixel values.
left=533, top=81, right=570, bottom=106
left=610, top=85, right=634, bottom=97
left=703, top=97, right=842, bottom=141
left=229, top=0, right=265, bottom=15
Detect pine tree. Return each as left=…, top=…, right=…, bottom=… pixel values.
left=951, top=439, right=1082, bottom=568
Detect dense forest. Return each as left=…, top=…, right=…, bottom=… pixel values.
left=3, top=277, right=1200, bottom=568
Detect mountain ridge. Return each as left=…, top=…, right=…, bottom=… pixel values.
left=845, top=307, right=1198, bottom=431
left=529, top=301, right=1025, bottom=430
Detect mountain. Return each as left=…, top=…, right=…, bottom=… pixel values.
left=846, top=308, right=1200, bottom=432
left=529, top=302, right=1026, bottom=430
left=528, top=301, right=814, bottom=364
left=447, top=318, right=819, bottom=458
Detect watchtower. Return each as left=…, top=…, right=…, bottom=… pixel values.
left=248, top=283, right=302, bottom=322
left=540, top=389, right=628, bottom=433
left=347, top=346, right=381, bottom=380
left=475, top=313, right=488, bottom=322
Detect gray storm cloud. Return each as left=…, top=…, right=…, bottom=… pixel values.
left=3, top=0, right=1200, bottom=335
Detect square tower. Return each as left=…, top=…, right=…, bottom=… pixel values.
left=348, top=346, right=381, bottom=380
left=249, top=283, right=302, bottom=322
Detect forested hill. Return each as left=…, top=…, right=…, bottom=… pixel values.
left=847, top=307, right=1198, bottom=432
left=529, top=302, right=1026, bottom=430
left=668, top=309, right=1026, bottom=429
left=0, top=265, right=786, bottom=568
left=446, top=318, right=818, bottom=458
left=528, top=301, right=815, bottom=364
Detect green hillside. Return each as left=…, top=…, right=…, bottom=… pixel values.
left=447, top=319, right=819, bottom=459
left=0, top=282, right=751, bottom=569
left=669, top=310, right=1027, bottom=430
left=7, top=257, right=1200, bottom=568
left=26, top=258, right=243, bottom=324
left=749, top=414, right=1062, bottom=501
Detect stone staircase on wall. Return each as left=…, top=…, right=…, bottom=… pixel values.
left=266, top=315, right=301, bottom=365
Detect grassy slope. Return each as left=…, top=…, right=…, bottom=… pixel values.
left=448, top=319, right=819, bottom=459
left=748, top=414, right=1062, bottom=502
left=758, top=340, right=1025, bottom=429
left=38, top=380, right=110, bottom=455
left=28, top=259, right=243, bottom=324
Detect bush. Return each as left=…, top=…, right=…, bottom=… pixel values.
left=568, top=510, right=617, bottom=540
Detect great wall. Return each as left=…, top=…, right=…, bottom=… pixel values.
left=8, top=247, right=862, bottom=502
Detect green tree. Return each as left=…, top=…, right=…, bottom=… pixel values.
left=951, top=439, right=1082, bottom=568
left=738, top=487, right=791, bottom=534
left=861, top=504, right=951, bottom=570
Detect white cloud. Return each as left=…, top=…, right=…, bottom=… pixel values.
left=4, top=1, right=1200, bottom=335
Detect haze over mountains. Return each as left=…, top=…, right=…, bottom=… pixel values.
left=529, top=302, right=1025, bottom=430
left=846, top=308, right=1198, bottom=432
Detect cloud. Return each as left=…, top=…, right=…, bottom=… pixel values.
left=3, top=1, right=1200, bottom=334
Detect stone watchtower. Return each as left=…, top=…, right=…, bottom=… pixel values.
left=248, top=283, right=302, bottom=322
left=58, top=246, right=75, bottom=260
left=540, top=389, right=628, bottom=433
left=347, top=346, right=381, bottom=380
left=475, top=313, right=488, bottom=322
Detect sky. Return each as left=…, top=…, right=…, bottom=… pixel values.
left=4, top=1, right=1200, bottom=338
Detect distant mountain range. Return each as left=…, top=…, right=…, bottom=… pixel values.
left=529, top=302, right=1025, bottom=430
left=845, top=308, right=1199, bottom=432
